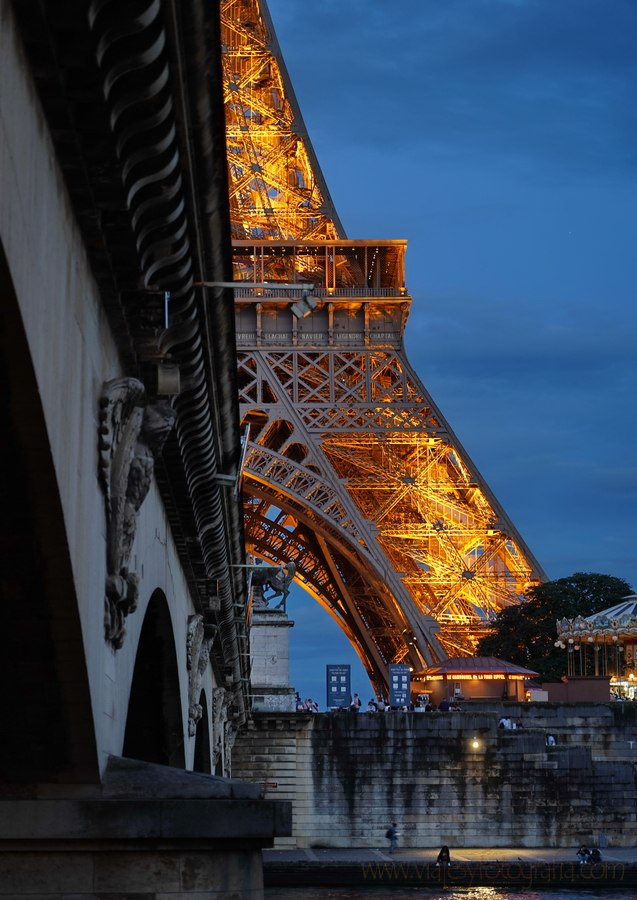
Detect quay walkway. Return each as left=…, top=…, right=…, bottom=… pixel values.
left=264, top=847, right=637, bottom=890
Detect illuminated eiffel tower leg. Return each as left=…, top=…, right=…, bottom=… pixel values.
left=234, top=240, right=545, bottom=692
left=220, top=0, right=343, bottom=241
left=221, top=1, right=545, bottom=696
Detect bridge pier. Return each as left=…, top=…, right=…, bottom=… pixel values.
left=250, top=605, right=297, bottom=713
left=0, top=758, right=290, bottom=899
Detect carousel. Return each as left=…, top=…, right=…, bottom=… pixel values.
left=556, top=595, right=637, bottom=698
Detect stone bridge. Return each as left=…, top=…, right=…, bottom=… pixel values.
left=0, top=1, right=288, bottom=896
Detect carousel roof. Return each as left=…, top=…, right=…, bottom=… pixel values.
left=557, top=595, right=637, bottom=641
left=425, top=657, right=539, bottom=678
left=585, top=597, right=637, bottom=621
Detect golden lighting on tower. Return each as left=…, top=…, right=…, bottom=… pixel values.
left=220, top=1, right=545, bottom=691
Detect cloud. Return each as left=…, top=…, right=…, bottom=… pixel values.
left=270, top=0, right=637, bottom=180
left=265, top=0, right=637, bottom=609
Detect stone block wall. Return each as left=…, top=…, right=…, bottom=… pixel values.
left=233, top=715, right=313, bottom=848
left=232, top=703, right=637, bottom=848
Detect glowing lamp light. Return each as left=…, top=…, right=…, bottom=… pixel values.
left=470, top=737, right=481, bottom=751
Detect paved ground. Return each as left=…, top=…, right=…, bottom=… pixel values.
left=264, top=846, right=636, bottom=864
left=263, top=846, right=637, bottom=888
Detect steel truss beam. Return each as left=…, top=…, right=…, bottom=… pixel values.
left=220, top=0, right=344, bottom=241
left=220, top=3, right=545, bottom=696
left=231, top=241, right=545, bottom=691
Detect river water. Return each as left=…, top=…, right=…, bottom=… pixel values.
left=266, top=889, right=634, bottom=899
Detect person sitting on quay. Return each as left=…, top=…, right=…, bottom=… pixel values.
left=367, top=698, right=378, bottom=712
left=349, top=693, right=362, bottom=712
left=577, top=845, right=591, bottom=865
left=438, top=698, right=450, bottom=712
left=436, top=845, right=451, bottom=868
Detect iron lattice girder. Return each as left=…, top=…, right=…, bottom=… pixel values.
left=239, top=348, right=443, bottom=432
left=237, top=271, right=545, bottom=673
left=243, top=489, right=414, bottom=679
left=220, top=0, right=343, bottom=240
left=221, top=2, right=545, bottom=685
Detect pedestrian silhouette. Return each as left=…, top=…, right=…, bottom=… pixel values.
left=385, top=822, right=399, bottom=854
left=436, top=845, right=451, bottom=867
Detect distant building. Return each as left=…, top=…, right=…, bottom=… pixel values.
left=418, top=657, right=539, bottom=703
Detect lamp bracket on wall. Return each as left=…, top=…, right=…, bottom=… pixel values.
left=193, top=281, right=317, bottom=319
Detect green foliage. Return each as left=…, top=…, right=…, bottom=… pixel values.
left=476, top=573, right=634, bottom=682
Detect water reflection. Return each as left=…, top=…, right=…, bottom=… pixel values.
left=266, top=888, right=634, bottom=900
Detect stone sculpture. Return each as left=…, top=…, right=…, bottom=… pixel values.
left=250, top=561, right=296, bottom=611
left=212, top=687, right=230, bottom=776
left=98, top=377, right=176, bottom=648
left=187, top=614, right=217, bottom=737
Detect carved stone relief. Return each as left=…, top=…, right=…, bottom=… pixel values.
left=98, top=377, right=176, bottom=649
left=186, top=613, right=217, bottom=737
left=212, top=686, right=230, bottom=776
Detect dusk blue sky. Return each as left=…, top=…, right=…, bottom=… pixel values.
left=265, top=0, right=637, bottom=706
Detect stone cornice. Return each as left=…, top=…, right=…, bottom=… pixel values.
left=12, top=0, right=249, bottom=718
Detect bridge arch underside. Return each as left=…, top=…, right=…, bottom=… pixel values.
left=123, top=590, right=185, bottom=770
left=194, top=689, right=212, bottom=775
left=0, top=245, right=97, bottom=783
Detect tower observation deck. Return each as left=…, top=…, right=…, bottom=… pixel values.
left=219, top=0, right=545, bottom=694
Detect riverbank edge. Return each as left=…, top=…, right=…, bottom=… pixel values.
left=263, top=853, right=637, bottom=890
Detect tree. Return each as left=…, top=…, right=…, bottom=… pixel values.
left=477, top=573, right=634, bottom=681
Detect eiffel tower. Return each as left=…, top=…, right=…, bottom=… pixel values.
left=220, top=0, right=545, bottom=692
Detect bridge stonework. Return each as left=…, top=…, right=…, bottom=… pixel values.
left=0, top=0, right=289, bottom=895
left=233, top=705, right=637, bottom=849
